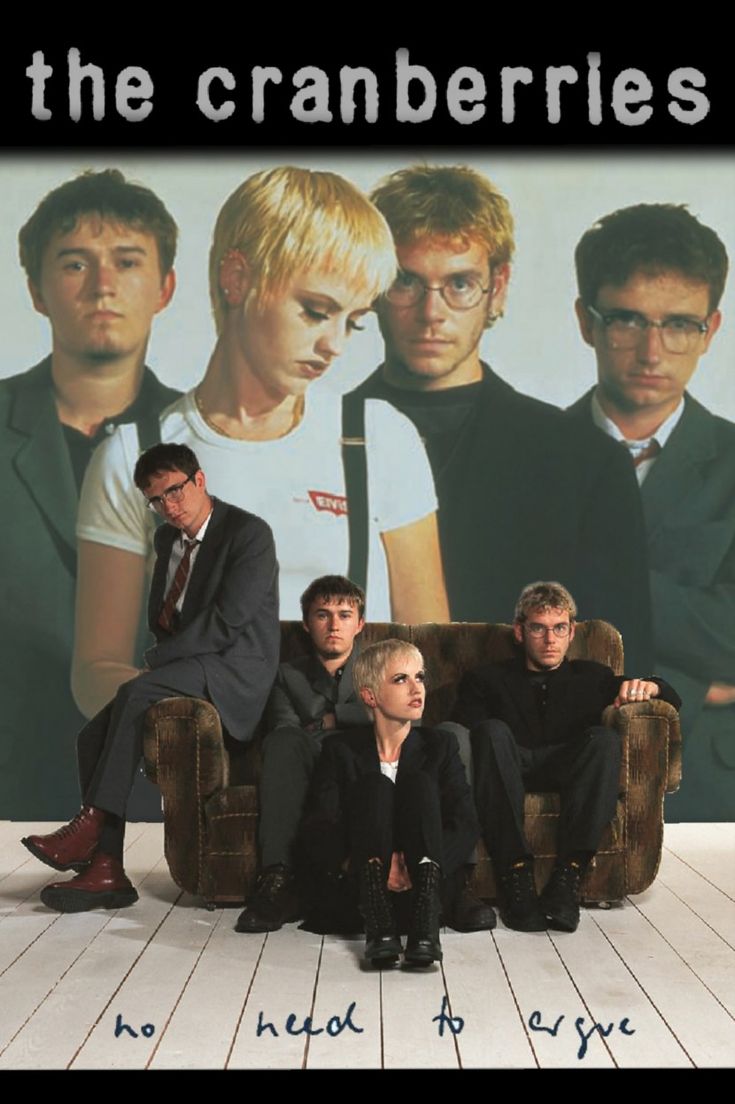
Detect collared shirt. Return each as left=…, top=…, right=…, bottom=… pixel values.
left=591, top=389, right=685, bottom=485
left=163, top=508, right=213, bottom=613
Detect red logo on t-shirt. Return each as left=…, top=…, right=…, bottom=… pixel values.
left=308, top=490, right=348, bottom=516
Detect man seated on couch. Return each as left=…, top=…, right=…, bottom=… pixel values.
left=236, top=575, right=369, bottom=933
left=454, top=581, right=680, bottom=933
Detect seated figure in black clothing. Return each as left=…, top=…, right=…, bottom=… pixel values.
left=454, top=581, right=681, bottom=934
left=301, top=639, right=480, bottom=968
left=237, top=575, right=368, bottom=934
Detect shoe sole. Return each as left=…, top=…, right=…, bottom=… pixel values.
left=403, top=950, right=443, bottom=967
left=235, top=917, right=284, bottom=933
left=40, top=885, right=139, bottom=913
left=21, top=838, right=90, bottom=874
left=544, top=912, right=579, bottom=933
left=499, top=910, right=547, bottom=932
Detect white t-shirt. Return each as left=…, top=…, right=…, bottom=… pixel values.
left=78, top=384, right=438, bottom=620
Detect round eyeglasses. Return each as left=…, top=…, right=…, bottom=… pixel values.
left=525, top=622, right=571, bottom=638
left=587, top=305, right=711, bottom=355
left=385, top=272, right=493, bottom=311
left=145, top=474, right=194, bottom=513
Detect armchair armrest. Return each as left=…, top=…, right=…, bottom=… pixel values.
left=601, top=698, right=681, bottom=896
left=143, top=696, right=230, bottom=895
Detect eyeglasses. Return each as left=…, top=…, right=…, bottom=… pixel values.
left=385, top=272, right=493, bottom=311
left=525, top=622, right=571, bottom=638
left=145, top=474, right=194, bottom=512
left=587, top=304, right=711, bottom=354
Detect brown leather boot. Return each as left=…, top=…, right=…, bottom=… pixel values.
left=22, top=806, right=106, bottom=873
left=40, top=853, right=138, bottom=913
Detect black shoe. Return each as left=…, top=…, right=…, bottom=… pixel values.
left=235, top=865, right=299, bottom=933
left=540, top=861, right=584, bottom=932
left=445, top=868, right=496, bottom=932
left=358, top=860, right=401, bottom=967
left=498, top=860, right=547, bottom=932
left=405, top=862, right=443, bottom=967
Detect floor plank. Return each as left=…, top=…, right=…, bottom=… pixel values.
left=548, top=908, right=692, bottom=1067
left=381, top=945, right=457, bottom=1069
left=494, top=926, right=615, bottom=1067
left=227, top=925, right=323, bottom=1069
left=441, top=931, right=536, bottom=1069
left=305, top=935, right=382, bottom=1069
left=148, top=911, right=267, bottom=1070
left=594, top=896, right=735, bottom=1067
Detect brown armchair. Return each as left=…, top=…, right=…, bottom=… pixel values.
left=142, top=620, right=681, bottom=907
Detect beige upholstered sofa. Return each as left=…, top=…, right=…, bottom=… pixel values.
left=143, top=620, right=681, bottom=908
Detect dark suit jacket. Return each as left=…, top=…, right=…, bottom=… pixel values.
left=567, top=391, right=735, bottom=741
left=349, top=364, right=653, bottom=671
left=303, top=724, right=479, bottom=876
left=266, top=647, right=369, bottom=732
left=453, top=656, right=681, bottom=749
left=0, top=358, right=179, bottom=817
left=145, top=497, right=280, bottom=743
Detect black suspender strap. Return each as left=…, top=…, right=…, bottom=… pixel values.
left=341, top=392, right=369, bottom=592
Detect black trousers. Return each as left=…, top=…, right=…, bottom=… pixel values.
left=348, top=772, right=444, bottom=877
left=258, top=724, right=329, bottom=869
left=471, top=719, right=621, bottom=870
left=76, top=658, right=208, bottom=858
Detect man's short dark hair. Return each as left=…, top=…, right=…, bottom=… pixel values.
left=19, top=168, right=178, bottom=287
left=133, top=443, right=200, bottom=490
left=300, top=575, right=366, bottom=621
left=575, top=203, right=729, bottom=313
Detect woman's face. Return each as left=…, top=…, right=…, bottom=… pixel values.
left=368, top=652, right=426, bottom=725
left=236, top=269, right=374, bottom=399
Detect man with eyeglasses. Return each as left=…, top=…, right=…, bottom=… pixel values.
left=21, top=442, right=280, bottom=913
left=568, top=203, right=735, bottom=821
left=453, top=581, right=680, bottom=932
left=346, top=165, right=652, bottom=672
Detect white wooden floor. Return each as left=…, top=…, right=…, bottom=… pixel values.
left=0, top=821, right=733, bottom=1069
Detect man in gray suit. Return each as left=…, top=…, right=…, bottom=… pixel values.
left=22, top=443, right=280, bottom=912
left=0, top=169, right=179, bottom=819
left=237, top=575, right=368, bottom=932
left=568, top=203, right=735, bottom=820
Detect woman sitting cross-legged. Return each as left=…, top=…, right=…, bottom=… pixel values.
left=299, top=639, right=480, bottom=968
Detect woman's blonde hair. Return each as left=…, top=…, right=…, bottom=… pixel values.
left=353, top=638, right=424, bottom=699
left=209, top=166, right=397, bottom=333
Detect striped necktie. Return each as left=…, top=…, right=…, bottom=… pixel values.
left=158, top=538, right=198, bottom=633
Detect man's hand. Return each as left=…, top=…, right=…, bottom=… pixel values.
left=321, top=712, right=337, bottom=731
left=705, top=681, right=735, bottom=707
left=614, top=679, right=660, bottom=708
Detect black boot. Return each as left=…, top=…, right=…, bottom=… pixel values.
left=540, top=859, right=585, bottom=932
left=445, top=866, right=496, bottom=932
left=358, top=860, right=401, bottom=967
left=498, top=859, right=547, bottom=932
left=405, top=861, right=443, bottom=966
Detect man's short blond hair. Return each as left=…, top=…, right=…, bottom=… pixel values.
left=514, top=581, right=577, bottom=624
left=370, top=164, right=515, bottom=268
left=353, top=638, right=424, bottom=699
left=209, top=166, right=397, bottom=333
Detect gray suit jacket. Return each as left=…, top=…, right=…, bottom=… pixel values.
left=0, top=358, right=179, bottom=817
left=146, top=497, right=281, bottom=742
left=567, top=390, right=735, bottom=747
left=267, top=646, right=369, bottom=732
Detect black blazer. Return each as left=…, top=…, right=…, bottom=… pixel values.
left=453, top=656, right=681, bottom=750
left=303, top=725, right=479, bottom=876
left=266, top=648, right=369, bottom=732
left=348, top=363, right=653, bottom=671
left=145, top=496, right=281, bottom=743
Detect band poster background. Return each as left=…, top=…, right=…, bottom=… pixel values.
left=1, top=151, right=734, bottom=818
left=0, top=44, right=733, bottom=1074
